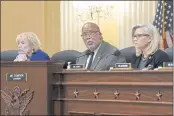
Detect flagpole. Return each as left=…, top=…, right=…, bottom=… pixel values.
left=162, top=0, right=167, bottom=49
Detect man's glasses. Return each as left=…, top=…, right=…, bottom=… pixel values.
left=81, top=31, right=99, bottom=38
left=133, top=34, right=150, bottom=39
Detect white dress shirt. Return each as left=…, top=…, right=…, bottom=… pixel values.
left=85, top=44, right=102, bottom=69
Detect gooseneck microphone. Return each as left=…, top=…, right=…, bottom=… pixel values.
left=76, top=50, right=92, bottom=59
left=142, top=64, right=154, bottom=70
left=85, top=50, right=92, bottom=55
left=106, top=50, right=121, bottom=59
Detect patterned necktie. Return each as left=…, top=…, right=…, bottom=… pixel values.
left=87, top=52, right=94, bottom=69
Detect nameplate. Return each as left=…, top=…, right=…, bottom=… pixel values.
left=6, top=73, right=27, bottom=81
left=69, top=64, right=84, bottom=69
left=115, top=63, right=132, bottom=69
left=163, top=62, right=173, bottom=68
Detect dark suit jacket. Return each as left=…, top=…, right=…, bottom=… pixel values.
left=131, top=49, right=170, bottom=69
left=164, top=46, right=173, bottom=62
left=30, top=49, right=50, bottom=61
left=76, top=41, right=126, bottom=70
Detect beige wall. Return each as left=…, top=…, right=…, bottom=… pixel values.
left=60, top=1, right=157, bottom=51
left=100, top=18, right=118, bottom=47
left=44, top=1, right=61, bottom=56
left=1, top=1, right=60, bottom=56
left=1, top=1, right=157, bottom=54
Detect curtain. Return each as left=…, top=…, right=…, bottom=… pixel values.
left=60, top=1, right=157, bottom=51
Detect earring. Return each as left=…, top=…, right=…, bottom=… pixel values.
left=32, top=48, right=35, bottom=53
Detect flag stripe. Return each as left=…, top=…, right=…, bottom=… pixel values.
left=153, top=0, right=173, bottom=49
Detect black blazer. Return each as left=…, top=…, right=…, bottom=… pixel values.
left=131, top=49, right=170, bottom=69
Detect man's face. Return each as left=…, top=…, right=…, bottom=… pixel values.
left=81, top=23, right=102, bottom=51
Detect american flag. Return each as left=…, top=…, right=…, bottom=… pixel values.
left=153, top=0, right=173, bottom=49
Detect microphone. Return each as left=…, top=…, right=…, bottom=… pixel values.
left=104, top=50, right=122, bottom=70
left=76, top=49, right=92, bottom=59
left=112, top=50, right=121, bottom=56
left=106, top=50, right=121, bottom=59
left=84, top=49, right=93, bottom=55
left=142, top=64, right=154, bottom=70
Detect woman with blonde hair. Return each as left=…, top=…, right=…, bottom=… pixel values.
left=14, top=32, right=50, bottom=61
left=131, top=24, right=170, bottom=69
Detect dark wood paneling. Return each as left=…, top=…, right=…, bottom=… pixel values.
left=54, top=100, right=172, bottom=115
left=59, top=71, right=173, bottom=82
left=68, top=111, right=95, bottom=116
left=2, top=62, right=172, bottom=115
left=62, top=86, right=172, bottom=102
left=53, top=70, right=173, bottom=115
left=1, top=61, right=64, bottom=115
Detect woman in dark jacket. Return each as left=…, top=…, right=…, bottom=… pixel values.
left=131, top=24, right=170, bottom=70
left=14, top=32, right=50, bottom=61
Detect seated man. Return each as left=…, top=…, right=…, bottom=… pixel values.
left=76, top=22, right=126, bottom=70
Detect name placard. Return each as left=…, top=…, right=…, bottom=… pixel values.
left=68, top=64, right=84, bottom=69
left=110, top=63, right=132, bottom=71
left=6, top=73, right=27, bottom=81
left=115, top=63, right=132, bottom=69
left=163, top=62, right=173, bottom=68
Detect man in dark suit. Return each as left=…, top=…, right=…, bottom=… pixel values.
left=76, top=22, right=126, bottom=70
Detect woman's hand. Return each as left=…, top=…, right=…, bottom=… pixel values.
left=14, top=54, right=28, bottom=61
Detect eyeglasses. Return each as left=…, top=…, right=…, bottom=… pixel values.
left=133, top=34, right=150, bottom=39
left=81, top=31, right=99, bottom=38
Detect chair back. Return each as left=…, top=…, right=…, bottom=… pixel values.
left=51, top=50, right=81, bottom=69
left=1, top=50, right=18, bottom=61
left=120, top=46, right=136, bottom=63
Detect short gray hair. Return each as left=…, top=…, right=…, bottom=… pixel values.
left=16, top=32, right=41, bottom=52
left=132, top=24, right=161, bottom=57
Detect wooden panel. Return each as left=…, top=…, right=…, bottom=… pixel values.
left=53, top=70, right=173, bottom=115
left=1, top=67, right=48, bottom=115
left=68, top=111, right=95, bottom=116
left=54, top=100, right=172, bottom=115
left=1, top=61, right=64, bottom=115
left=59, top=70, right=173, bottom=82
left=62, top=86, right=172, bottom=102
